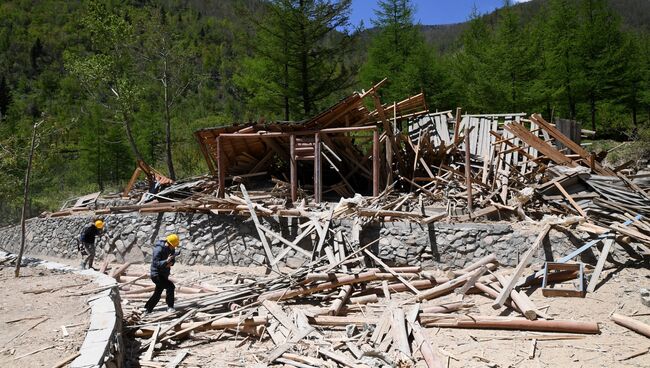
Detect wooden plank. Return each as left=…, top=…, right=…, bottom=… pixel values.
left=553, top=181, right=589, bottom=218
left=531, top=114, right=615, bottom=176
left=504, top=122, right=576, bottom=166
left=166, top=349, right=189, bottom=368
left=263, top=300, right=299, bottom=335
left=143, top=325, right=160, bottom=361
left=240, top=184, right=279, bottom=273
left=586, top=238, right=614, bottom=293
left=493, top=224, right=551, bottom=308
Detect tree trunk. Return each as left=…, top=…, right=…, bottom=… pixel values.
left=163, top=58, right=176, bottom=180
left=299, top=0, right=310, bottom=117
left=590, top=93, right=596, bottom=131
left=15, top=121, right=39, bottom=277
left=123, top=112, right=144, bottom=163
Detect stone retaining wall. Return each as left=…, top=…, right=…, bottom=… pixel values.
left=0, top=212, right=600, bottom=269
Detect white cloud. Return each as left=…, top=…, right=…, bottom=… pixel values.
left=512, top=0, right=532, bottom=3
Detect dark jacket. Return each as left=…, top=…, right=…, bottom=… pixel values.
left=150, top=240, right=175, bottom=278
left=80, top=225, right=100, bottom=244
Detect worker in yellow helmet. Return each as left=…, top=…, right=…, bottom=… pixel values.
left=79, top=219, right=104, bottom=270
left=144, top=234, right=180, bottom=314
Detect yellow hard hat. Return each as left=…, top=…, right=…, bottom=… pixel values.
left=166, top=234, right=180, bottom=248
left=95, top=220, right=104, bottom=229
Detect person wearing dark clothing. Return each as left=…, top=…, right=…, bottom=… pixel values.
left=144, top=234, right=180, bottom=313
left=79, top=220, right=104, bottom=270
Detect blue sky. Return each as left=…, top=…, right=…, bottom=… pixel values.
left=350, top=0, right=531, bottom=27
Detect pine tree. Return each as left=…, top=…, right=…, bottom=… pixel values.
left=577, top=0, right=625, bottom=130
left=542, top=0, right=583, bottom=120
left=0, top=75, right=9, bottom=120
left=237, top=0, right=358, bottom=120
left=360, top=0, right=443, bottom=106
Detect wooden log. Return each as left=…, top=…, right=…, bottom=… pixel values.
left=611, top=314, right=650, bottom=338
left=258, top=271, right=378, bottom=301
left=493, top=273, right=537, bottom=320
left=493, top=224, right=551, bottom=308
left=408, top=268, right=481, bottom=302
left=447, top=254, right=498, bottom=278
left=349, top=294, right=378, bottom=305
left=110, top=262, right=132, bottom=280
left=421, top=301, right=472, bottom=314
left=420, top=314, right=600, bottom=334
left=329, top=285, right=352, bottom=316
left=391, top=308, right=411, bottom=356
left=408, top=318, right=445, bottom=368
left=475, top=282, right=519, bottom=312
left=364, top=249, right=420, bottom=295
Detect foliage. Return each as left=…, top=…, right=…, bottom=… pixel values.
left=0, top=0, right=648, bottom=226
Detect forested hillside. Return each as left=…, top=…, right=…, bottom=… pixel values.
left=0, top=0, right=648, bottom=226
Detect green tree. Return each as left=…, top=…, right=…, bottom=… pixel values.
left=577, top=0, right=625, bottom=130
left=65, top=1, right=145, bottom=162
left=236, top=0, right=358, bottom=120
left=360, top=0, right=443, bottom=106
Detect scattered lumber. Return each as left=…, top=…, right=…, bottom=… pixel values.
left=611, top=314, right=650, bottom=338
left=420, top=314, right=600, bottom=334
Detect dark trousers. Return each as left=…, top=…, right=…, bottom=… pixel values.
left=144, top=275, right=175, bottom=312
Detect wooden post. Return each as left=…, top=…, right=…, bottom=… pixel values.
left=240, top=184, right=279, bottom=274
left=373, top=128, right=380, bottom=196
left=290, top=134, right=297, bottom=203
left=15, top=120, right=40, bottom=277
left=216, top=135, right=225, bottom=198
left=314, top=132, right=321, bottom=203
left=493, top=224, right=551, bottom=308
left=464, top=127, right=473, bottom=214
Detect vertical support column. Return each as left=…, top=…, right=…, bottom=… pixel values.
left=314, top=132, right=322, bottom=203
left=464, top=127, right=473, bottom=214
left=216, top=135, right=225, bottom=198
left=290, top=134, right=297, bottom=203
left=372, top=128, right=380, bottom=196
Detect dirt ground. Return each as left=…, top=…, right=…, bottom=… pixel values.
left=0, top=264, right=92, bottom=368
left=19, top=255, right=650, bottom=368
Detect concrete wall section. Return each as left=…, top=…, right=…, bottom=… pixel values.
left=0, top=213, right=598, bottom=269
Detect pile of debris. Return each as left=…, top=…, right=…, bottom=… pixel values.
left=44, top=80, right=649, bottom=235
left=102, top=217, right=649, bottom=367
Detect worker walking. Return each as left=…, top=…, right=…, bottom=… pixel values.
left=144, top=234, right=179, bottom=314
left=79, top=219, right=104, bottom=270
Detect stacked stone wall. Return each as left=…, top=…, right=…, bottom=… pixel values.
left=0, top=213, right=599, bottom=268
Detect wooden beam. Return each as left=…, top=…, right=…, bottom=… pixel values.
left=240, top=184, right=279, bottom=273
left=586, top=238, right=614, bottom=293
left=217, top=135, right=225, bottom=198
left=290, top=134, right=297, bottom=202
left=464, top=127, right=473, bottom=214
left=373, top=128, right=380, bottom=196
left=553, top=181, right=588, bottom=218
left=314, top=133, right=321, bottom=203
left=493, top=224, right=551, bottom=308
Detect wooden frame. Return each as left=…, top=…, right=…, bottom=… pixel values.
left=541, top=262, right=585, bottom=298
